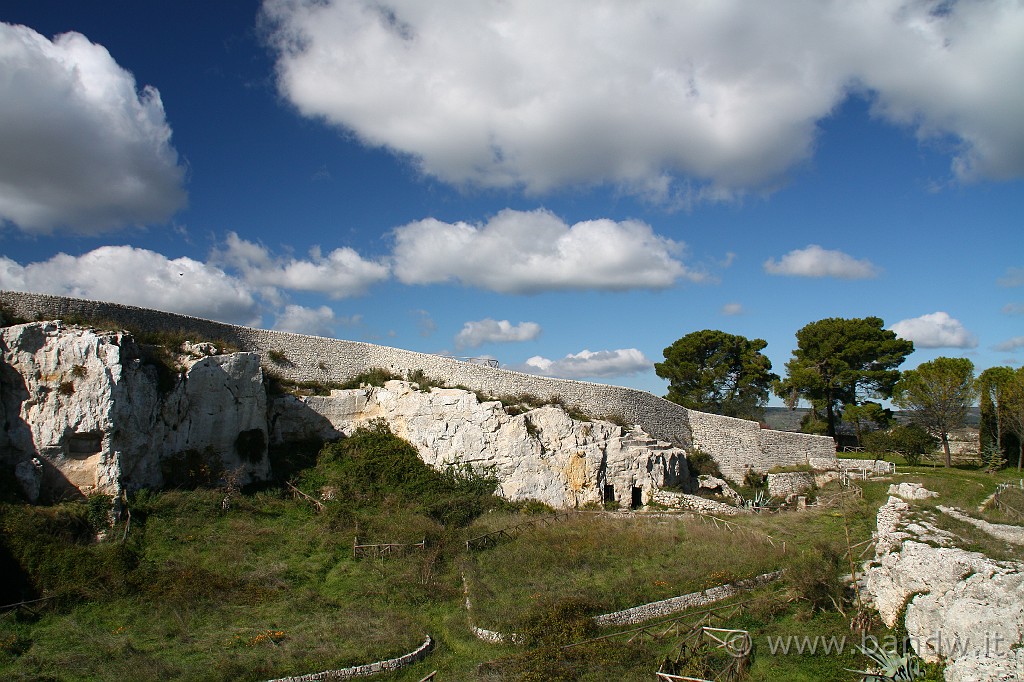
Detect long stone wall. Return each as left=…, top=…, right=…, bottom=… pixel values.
left=264, top=635, right=433, bottom=681
left=0, top=291, right=836, bottom=480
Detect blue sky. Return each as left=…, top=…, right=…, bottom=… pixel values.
left=1, top=1, right=1022, bottom=402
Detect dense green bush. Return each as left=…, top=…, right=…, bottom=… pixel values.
left=862, top=424, right=938, bottom=465
left=299, top=421, right=500, bottom=527
left=686, top=449, right=723, bottom=478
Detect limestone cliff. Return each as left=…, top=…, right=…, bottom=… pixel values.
left=270, top=380, right=689, bottom=508
left=0, top=321, right=270, bottom=500
left=2, top=321, right=687, bottom=509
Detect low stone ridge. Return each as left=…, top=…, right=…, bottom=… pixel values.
left=938, top=506, right=1024, bottom=546
left=0, top=291, right=837, bottom=486
left=862, top=495, right=1024, bottom=681
left=264, top=635, right=434, bottom=681
left=592, top=570, right=785, bottom=627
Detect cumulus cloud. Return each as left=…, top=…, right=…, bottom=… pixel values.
left=0, top=23, right=186, bottom=234
left=763, top=245, right=880, bottom=279
left=721, top=303, right=744, bottom=316
left=214, top=232, right=389, bottom=298
left=455, top=319, right=541, bottom=350
left=995, top=336, right=1024, bottom=352
left=891, top=312, right=978, bottom=349
left=392, top=208, right=698, bottom=293
left=273, top=304, right=338, bottom=337
left=998, top=267, right=1024, bottom=287
left=519, top=348, right=651, bottom=380
left=262, top=1, right=1024, bottom=198
left=0, top=247, right=260, bottom=324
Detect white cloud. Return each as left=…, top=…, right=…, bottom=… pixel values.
left=0, top=23, right=186, bottom=234
left=272, top=304, right=338, bottom=337
left=998, top=267, right=1024, bottom=287
left=392, top=208, right=698, bottom=293
left=455, top=319, right=541, bottom=350
left=721, top=302, right=744, bottom=316
left=214, top=232, right=389, bottom=298
left=263, top=1, right=1024, bottom=198
left=519, top=348, right=651, bottom=380
left=411, top=309, right=436, bottom=337
left=891, top=312, right=978, bottom=349
left=1003, top=303, right=1024, bottom=315
left=995, top=336, right=1024, bottom=352
left=763, top=245, right=879, bottom=279
left=0, top=247, right=260, bottom=325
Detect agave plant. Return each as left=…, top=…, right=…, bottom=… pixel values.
left=848, top=645, right=923, bottom=681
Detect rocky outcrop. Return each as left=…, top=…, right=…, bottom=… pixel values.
left=888, top=482, right=938, bottom=500
left=862, top=495, right=1024, bottom=681
left=938, top=506, right=1024, bottom=546
left=270, top=380, right=689, bottom=509
left=0, top=322, right=270, bottom=499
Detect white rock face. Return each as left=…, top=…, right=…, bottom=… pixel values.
left=888, top=482, right=939, bottom=500
left=270, top=380, right=689, bottom=509
left=862, top=495, right=1024, bottom=680
left=0, top=322, right=270, bottom=497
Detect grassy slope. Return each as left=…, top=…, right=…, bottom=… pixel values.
left=1, top=448, right=1020, bottom=681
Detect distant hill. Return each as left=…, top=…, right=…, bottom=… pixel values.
left=762, top=406, right=980, bottom=433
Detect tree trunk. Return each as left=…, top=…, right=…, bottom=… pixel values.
left=941, top=433, right=951, bottom=467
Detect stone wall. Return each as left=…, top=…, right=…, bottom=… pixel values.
left=0, top=291, right=837, bottom=481
left=264, top=635, right=433, bottom=681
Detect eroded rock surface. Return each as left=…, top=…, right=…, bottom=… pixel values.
left=270, top=380, right=689, bottom=508
left=0, top=322, right=270, bottom=497
left=888, top=482, right=939, bottom=500
left=862, top=495, right=1024, bottom=681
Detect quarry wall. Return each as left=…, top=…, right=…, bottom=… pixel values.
left=0, top=291, right=836, bottom=480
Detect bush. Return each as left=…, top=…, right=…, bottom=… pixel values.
left=687, top=449, right=723, bottom=478
left=518, top=596, right=600, bottom=646
left=862, top=424, right=937, bottom=465
left=303, top=421, right=500, bottom=527
left=787, top=543, right=844, bottom=614
left=338, top=368, right=400, bottom=389
left=267, top=349, right=290, bottom=365
left=405, top=369, right=444, bottom=391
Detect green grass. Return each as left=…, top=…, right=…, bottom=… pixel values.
left=3, top=439, right=1018, bottom=681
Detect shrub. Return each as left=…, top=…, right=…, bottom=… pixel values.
left=787, top=543, right=844, bottom=614
left=518, top=596, right=600, bottom=646
left=687, top=449, right=723, bottom=478
left=862, top=424, right=937, bottom=466
left=405, top=369, right=444, bottom=391
left=743, top=467, right=767, bottom=490
left=267, top=349, right=290, bottom=365
left=305, top=421, right=500, bottom=527
left=70, top=364, right=88, bottom=378
left=57, top=381, right=75, bottom=396
left=338, top=368, right=400, bottom=389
